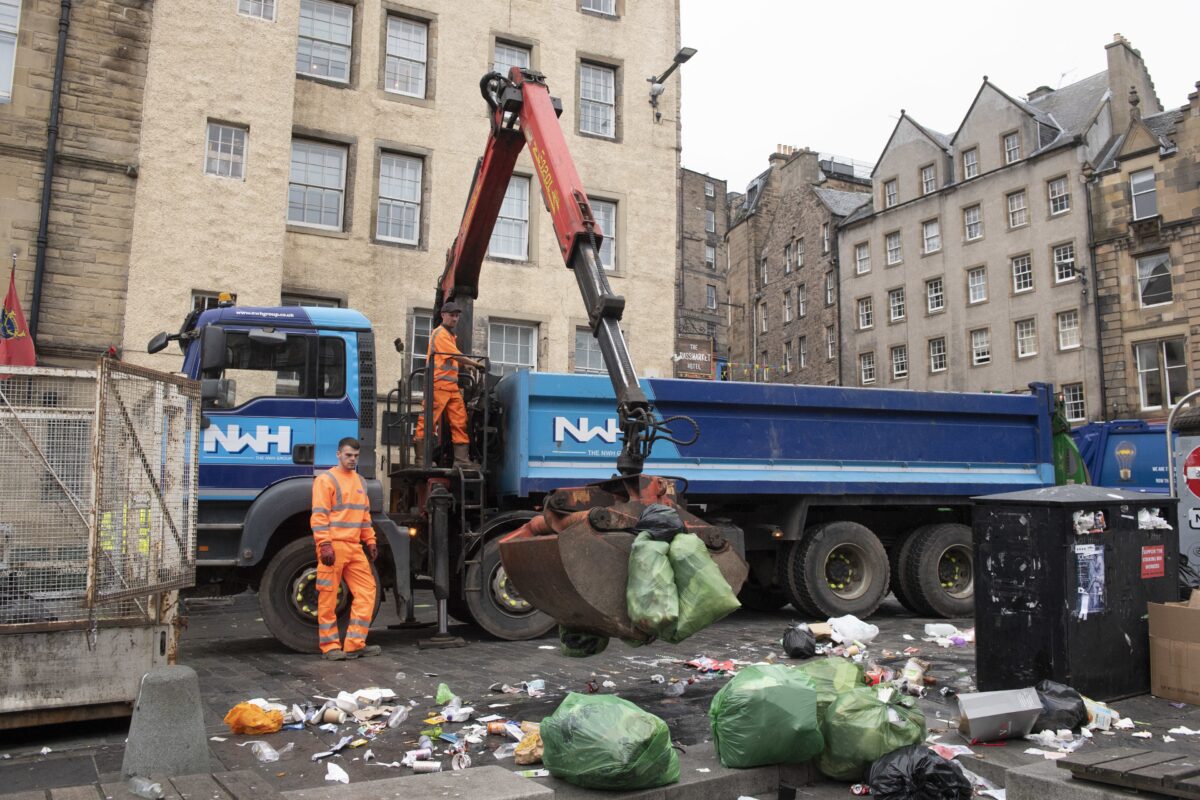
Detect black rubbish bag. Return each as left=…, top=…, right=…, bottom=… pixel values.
left=783, top=624, right=817, bottom=659
left=637, top=503, right=684, bottom=542
left=1033, top=679, right=1086, bottom=731
left=559, top=626, right=610, bottom=658
left=868, top=744, right=972, bottom=800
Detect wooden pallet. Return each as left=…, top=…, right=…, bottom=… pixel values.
left=1058, top=747, right=1200, bottom=799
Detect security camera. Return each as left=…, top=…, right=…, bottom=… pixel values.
left=649, top=82, right=665, bottom=98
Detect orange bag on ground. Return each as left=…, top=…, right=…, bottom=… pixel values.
left=223, top=702, right=283, bottom=735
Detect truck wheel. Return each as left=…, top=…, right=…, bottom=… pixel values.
left=905, top=523, right=974, bottom=618
left=464, top=536, right=555, bottom=641
left=785, top=522, right=889, bottom=619
left=259, top=538, right=382, bottom=654
left=888, top=536, right=922, bottom=614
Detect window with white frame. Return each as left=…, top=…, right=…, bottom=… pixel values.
left=860, top=352, right=876, bottom=385
left=1011, top=254, right=1033, bottom=293
left=1003, top=132, right=1020, bottom=163
left=963, top=204, right=982, bottom=240
left=385, top=16, right=428, bottom=97
left=592, top=198, right=617, bottom=270
left=926, top=277, right=944, bottom=312
left=799, top=336, right=807, bottom=369
left=488, top=175, right=530, bottom=259
left=783, top=290, right=793, bottom=323
left=1137, top=253, right=1172, bottom=307
left=705, top=245, right=715, bottom=269
left=579, top=62, right=615, bottom=137
left=921, top=164, right=936, bottom=195
left=705, top=209, right=715, bottom=233
left=784, top=339, right=794, bottom=373
left=1053, top=243, right=1076, bottom=283
left=704, top=181, right=714, bottom=197
left=489, top=321, right=537, bottom=375
left=1015, top=318, right=1037, bottom=358
left=1062, top=383, right=1086, bottom=422
left=239, top=0, right=275, bottom=21
left=929, top=337, right=947, bottom=373
left=796, top=239, right=804, bottom=269
left=889, top=287, right=905, bottom=322
left=705, top=284, right=717, bottom=309
left=377, top=152, right=422, bottom=244
left=1057, top=309, right=1080, bottom=350
left=759, top=301, right=768, bottom=332
left=1131, top=169, right=1157, bottom=220
left=297, top=0, right=352, bottom=83
left=922, top=219, right=941, bottom=253
left=581, top=0, right=616, bottom=14
left=1007, top=190, right=1028, bottom=227
left=760, top=257, right=768, bottom=287
left=493, top=41, right=530, bottom=75
left=971, top=328, right=991, bottom=365
left=1048, top=176, right=1070, bottom=215
left=825, top=271, right=834, bottom=305
left=192, top=291, right=237, bottom=312
left=857, top=296, right=873, bottom=329
left=1135, top=338, right=1187, bottom=410
left=784, top=243, right=792, bottom=273
left=967, top=266, right=987, bottom=304
left=282, top=292, right=341, bottom=307
left=884, top=179, right=897, bottom=208
left=0, top=0, right=17, bottom=103
left=891, top=345, right=908, bottom=379
left=962, top=148, right=978, bottom=179
left=886, top=231, right=902, bottom=265
left=409, top=312, right=433, bottom=377
left=855, top=242, right=870, bottom=274
left=288, top=139, right=347, bottom=230
left=826, top=326, right=835, bottom=359
left=205, top=122, right=247, bottom=179
left=573, top=328, right=604, bottom=374
left=822, top=222, right=830, bottom=254
left=797, top=283, right=807, bottom=318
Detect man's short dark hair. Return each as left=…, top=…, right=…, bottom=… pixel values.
left=337, top=437, right=361, bottom=451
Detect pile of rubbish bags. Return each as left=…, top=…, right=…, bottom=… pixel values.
left=709, top=665, right=823, bottom=768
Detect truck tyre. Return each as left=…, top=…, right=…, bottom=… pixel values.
left=888, top=535, right=922, bottom=614
left=259, top=538, right=382, bottom=654
left=905, top=523, right=974, bottom=619
left=785, top=522, right=889, bottom=619
left=464, top=536, right=555, bottom=641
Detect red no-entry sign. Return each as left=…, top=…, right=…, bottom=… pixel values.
left=1186, top=447, right=1200, bottom=498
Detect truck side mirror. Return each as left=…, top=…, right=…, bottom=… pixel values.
left=200, top=325, right=227, bottom=373
left=201, top=378, right=234, bottom=408
left=147, top=331, right=169, bottom=354
left=248, top=328, right=287, bottom=347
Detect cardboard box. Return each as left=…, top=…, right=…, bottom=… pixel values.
left=1149, top=589, right=1200, bottom=705
left=956, top=687, right=1043, bottom=742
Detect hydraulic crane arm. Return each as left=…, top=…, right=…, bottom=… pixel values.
left=437, top=69, right=693, bottom=475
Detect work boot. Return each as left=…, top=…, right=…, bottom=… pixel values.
left=411, top=441, right=424, bottom=467
left=321, top=649, right=348, bottom=661
left=453, top=444, right=479, bottom=470
left=348, top=645, right=382, bottom=658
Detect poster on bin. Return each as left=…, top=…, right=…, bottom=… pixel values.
left=1074, top=543, right=1106, bottom=619
left=673, top=337, right=714, bottom=380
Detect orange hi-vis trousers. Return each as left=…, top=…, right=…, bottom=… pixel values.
left=315, top=540, right=376, bottom=654
left=413, top=387, right=470, bottom=445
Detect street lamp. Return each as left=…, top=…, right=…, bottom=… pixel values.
left=648, top=46, right=696, bottom=122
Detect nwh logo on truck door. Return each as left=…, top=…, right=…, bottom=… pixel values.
left=204, top=424, right=292, bottom=454
left=553, top=416, right=619, bottom=444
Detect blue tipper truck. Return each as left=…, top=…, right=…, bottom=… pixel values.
left=149, top=299, right=1058, bottom=650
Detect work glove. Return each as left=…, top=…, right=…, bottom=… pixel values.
left=318, top=541, right=335, bottom=567
left=365, top=542, right=378, bottom=562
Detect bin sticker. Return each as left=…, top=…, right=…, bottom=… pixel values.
left=1186, top=447, right=1200, bottom=498
left=1141, top=544, right=1166, bottom=579
left=1074, top=544, right=1106, bottom=619
left=1072, top=510, right=1107, bottom=535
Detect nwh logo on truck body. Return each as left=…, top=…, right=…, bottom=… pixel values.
left=553, top=416, right=619, bottom=444
left=204, top=424, right=292, bottom=454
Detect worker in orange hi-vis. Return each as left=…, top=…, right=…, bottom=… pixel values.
left=412, top=300, right=485, bottom=468
left=311, top=437, right=380, bottom=660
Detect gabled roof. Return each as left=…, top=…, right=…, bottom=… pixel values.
left=839, top=201, right=874, bottom=228
left=813, top=187, right=870, bottom=218
left=951, top=79, right=1059, bottom=146
left=1096, top=106, right=1186, bottom=171
left=870, top=112, right=950, bottom=177
left=731, top=167, right=773, bottom=225
left=1028, top=71, right=1110, bottom=137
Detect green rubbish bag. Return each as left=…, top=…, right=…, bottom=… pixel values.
left=817, top=685, right=926, bottom=782
left=626, top=532, right=679, bottom=635
left=541, top=693, right=680, bottom=790
left=709, top=664, right=824, bottom=768
left=794, top=657, right=866, bottom=721
left=662, top=532, right=741, bottom=643
left=558, top=625, right=609, bottom=658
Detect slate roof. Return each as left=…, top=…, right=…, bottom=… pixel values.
left=730, top=167, right=773, bottom=225
left=1028, top=71, right=1110, bottom=138
left=839, top=201, right=875, bottom=228
left=813, top=187, right=870, bottom=218
left=1094, top=106, right=1186, bottom=171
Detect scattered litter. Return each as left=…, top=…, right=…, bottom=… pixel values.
left=477, top=714, right=504, bottom=723
left=1164, top=736, right=1176, bottom=743
left=1024, top=748, right=1067, bottom=760
left=435, top=683, right=457, bottom=705
left=387, top=706, right=409, bottom=729
left=601, top=680, right=616, bottom=689
left=311, top=735, right=354, bottom=762
left=829, top=614, right=879, bottom=644
left=394, top=672, right=406, bottom=681
left=209, top=736, right=227, bottom=742
left=1131, top=731, right=1152, bottom=739
left=686, top=657, right=735, bottom=673
left=371, top=760, right=403, bottom=768
left=649, top=674, right=666, bottom=684
left=1168, top=726, right=1200, bottom=735
left=902, top=634, right=915, bottom=641
left=538, top=645, right=556, bottom=650
left=243, top=741, right=294, bottom=763
left=1114, top=717, right=1135, bottom=730
left=516, top=768, right=550, bottom=778
left=39, top=747, right=51, bottom=756
left=924, top=623, right=959, bottom=638
left=325, top=762, right=350, bottom=784
left=696, top=768, right=711, bottom=773
left=929, top=743, right=974, bottom=760
left=493, top=743, right=517, bottom=760
left=224, top=702, right=283, bottom=735
left=1170, top=702, right=1188, bottom=709
left=363, top=749, right=374, bottom=763
left=664, top=681, right=686, bottom=697
left=783, top=623, right=817, bottom=659
left=128, top=777, right=164, bottom=799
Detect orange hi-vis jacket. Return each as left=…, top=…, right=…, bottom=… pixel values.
left=310, top=467, right=375, bottom=546
left=429, top=325, right=462, bottom=389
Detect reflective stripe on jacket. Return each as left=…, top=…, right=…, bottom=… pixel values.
left=429, top=326, right=462, bottom=387
left=311, top=468, right=375, bottom=546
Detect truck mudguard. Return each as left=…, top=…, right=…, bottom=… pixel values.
left=238, top=477, right=318, bottom=566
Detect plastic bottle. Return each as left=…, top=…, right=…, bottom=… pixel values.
left=128, top=777, right=164, bottom=800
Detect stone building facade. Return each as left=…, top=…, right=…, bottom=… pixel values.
left=0, top=0, right=150, bottom=364
left=838, top=36, right=1159, bottom=424
left=676, top=167, right=728, bottom=372
left=1091, top=81, right=1200, bottom=420
left=121, top=0, right=684, bottom=389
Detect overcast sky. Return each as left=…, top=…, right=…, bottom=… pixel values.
left=678, top=1, right=1198, bottom=192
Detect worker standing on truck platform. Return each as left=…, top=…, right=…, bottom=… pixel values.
left=311, top=437, right=380, bottom=660
left=412, top=300, right=485, bottom=468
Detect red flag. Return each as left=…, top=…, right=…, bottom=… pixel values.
left=0, top=267, right=36, bottom=370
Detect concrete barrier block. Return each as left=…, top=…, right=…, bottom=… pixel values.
left=120, top=666, right=210, bottom=779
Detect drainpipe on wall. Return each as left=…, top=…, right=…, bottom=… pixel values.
left=1083, top=165, right=1108, bottom=420
left=30, top=0, right=72, bottom=342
